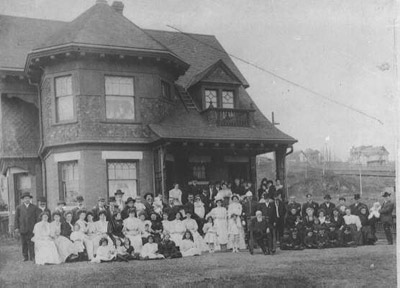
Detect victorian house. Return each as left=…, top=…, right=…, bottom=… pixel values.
left=0, top=0, right=296, bottom=223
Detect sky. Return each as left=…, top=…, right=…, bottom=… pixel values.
left=0, top=0, right=397, bottom=161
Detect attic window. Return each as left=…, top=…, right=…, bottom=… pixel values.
left=222, top=90, right=234, bottom=108
left=105, top=76, right=135, bottom=120
left=205, top=89, right=217, bottom=108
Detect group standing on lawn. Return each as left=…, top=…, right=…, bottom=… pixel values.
left=14, top=179, right=395, bottom=265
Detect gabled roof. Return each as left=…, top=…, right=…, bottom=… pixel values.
left=149, top=87, right=296, bottom=144
left=187, top=59, right=243, bottom=87
left=33, top=2, right=169, bottom=53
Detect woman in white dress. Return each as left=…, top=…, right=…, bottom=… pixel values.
left=168, top=183, right=183, bottom=205
left=123, top=208, right=144, bottom=253
left=227, top=195, right=246, bottom=249
left=343, top=207, right=362, bottom=245
left=183, top=211, right=207, bottom=251
left=32, top=212, right=61, bottom=265
left=162, top=212, right=172, bottom=235
left=206, top=197, right=228, bottom=251
left=50, top=212, right=77, bottom=262
left=93, top=210, right=112, bottom=255
left=216, top=183, right=232, bottom=208
left=169, top=212, right=186, bottom=248
left=140, top=235, right=164, bottom=259
left=84, top=211, right=97, bottom=260
left=180, top=231, right=201, bottom=257
left=75, top=210, right=88, bottom=232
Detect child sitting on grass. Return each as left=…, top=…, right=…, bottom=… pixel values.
left=316, top=229, right=328, bottom=249
left=91, top=238, right=116, bottom=263
left=327, top=224, right=340, bottom=248
left=70, top=224, right=88, bottom=261
left=303, top=229, right=317, bottom=249
left=140, top=235, right=165, bottom=260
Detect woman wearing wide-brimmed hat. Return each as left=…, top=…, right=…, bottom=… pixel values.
left=205, top=196, right=228, bottom=251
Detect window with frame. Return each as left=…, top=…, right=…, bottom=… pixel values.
left=107, top=161, right=137, bottom=200
left=222, top=90, right=234, bottom=108
left=55, top=76, right=74, bottom=122
left=105, top=76, right=135, bottom=120
left=161, top=80, right=171, bottom=99
left=204, top=89, right=217, bottom=108
left=59, top=161, right=79, bottom=204
left=192, top=163, right=206, bottom=180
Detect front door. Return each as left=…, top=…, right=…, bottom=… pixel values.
left=13, top=173, right=31, bottom=210
left=228, top=163, right=249, bottom=183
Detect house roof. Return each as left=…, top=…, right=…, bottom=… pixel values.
left=149, top=87, right=296, bottom=144
left=33, top=2, right=169, bottom=53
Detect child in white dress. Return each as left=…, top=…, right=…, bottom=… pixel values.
left=91, top=238, right=116, bottom=263
left=180, top=231, right=201, bottom=257
left=203, top=216, right=217, bottom=253
left=140, top=235, right=164, bottom=259
left=228, top=214, right=240, bottom=253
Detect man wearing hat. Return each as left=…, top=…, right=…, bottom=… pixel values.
left=36, top=196, right=51, bottom=222
left=349, top=194, right=366, bottom=216
left=14, top=192, right=39, bottom=261
left=54, top=200, right=66, bottom=221
left=114, top=189, right=125, bottom=211
left=286, top=196, right=301, bottom=217
left=319, top=194, right=336, bottom=218
left=379, top=191, right=394, bottom=245
left=92, top=197, right=109, bottom=221
left=121, top=197, right=136, bottom=220
left=301, top=194, right=319, bottom=217
left=72, top=195, right=85, bottom=223
left=108, top=196, right=119, bottom=216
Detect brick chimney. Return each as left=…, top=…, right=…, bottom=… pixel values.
left=112, top=1, right=124, bottom=15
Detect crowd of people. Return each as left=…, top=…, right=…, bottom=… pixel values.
left=14, top=178, right=395, bottom=265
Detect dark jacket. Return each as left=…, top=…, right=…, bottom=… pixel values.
left=319, top=202, right=336, bottom=217
left=257, top=201, right=276, bottom=224
left=92, top=205, right=111, bottom=222
left=380, top=201, right=395, bottom=224
left=242, top=200, right=258, bottom=218
left=61, top=221, right=74, bottom=239
left=250, top=216, right=273, bottom=239
left=302, top=201, right=319, bottom=217
left=15, top=203, right=39, bottom=234
left=349, top=202, right=366, bottom=216
left=286, top=202, right=301, bottom=217
left=36, top=207, right=51, bottom=222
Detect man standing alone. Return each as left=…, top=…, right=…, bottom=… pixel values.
left=14, top=192, right=39, bottom=261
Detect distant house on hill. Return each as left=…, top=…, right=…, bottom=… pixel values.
left=349, top=146, right=389, bottom=166
left=287, top=149, right=322, bottom=165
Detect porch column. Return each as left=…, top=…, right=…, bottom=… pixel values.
left=275, top=146, right=287, bottom=200
left=249, top=155, right=257, bottom=189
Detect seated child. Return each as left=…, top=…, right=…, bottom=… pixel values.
left=316, top=228, right=328, bottom=249
left=140, top=235, right=165, bottom=260
left=290, top=230, right=304, bottom=250
left=203, top=216, right=217, bottom=253
left=303, top=229, right=317, bottom=249
left=180, top=231, right=201, bottom=257
left=280, top=230, right=303, bottom=250
left=91, top=238, right=116, bottom=263
left=158, top=232, right=182, bottom=259
left=327, top=224, right=340, bottom=248
left=70, top=224, right=88, bottom=261
left=342, top=225, right=357, bottom=247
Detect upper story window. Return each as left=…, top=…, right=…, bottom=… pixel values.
left=205, top=89, right=218, bottom=108
left=161, top=80, right=171, bottom=99
left=105, top=76, right=135, bottom=120
left=55, top=76, right=74, bottom=122
left=204, top=88, right=235, bottom=109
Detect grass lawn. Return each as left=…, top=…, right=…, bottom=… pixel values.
left=0, top=238, right=396, bottom=288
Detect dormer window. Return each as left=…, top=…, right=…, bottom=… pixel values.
left=55, top=75, right=74, bottom=122
left=105, top=76, right=135, bottom=120
left=204, top=88, right=235, bottom=109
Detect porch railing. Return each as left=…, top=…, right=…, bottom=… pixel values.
left=201, top=107, right=255, bottom=127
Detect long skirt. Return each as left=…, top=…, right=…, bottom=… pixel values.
left=54, top=236, right=77, bottom=262
left=348, top=224, right=362, bottom=245
left=190, top=230, right=208, bottom=252
left=170, top=233, right=184, bottom=248
left=227, top=220, right=246, bottom=249
left=34, top=239, right=61, bottom=265
left=214, top=219, right=228, bottom=245
left=84, top=235, right=96, bottom=260
left=125, top=234, right=143, bottom=253
left=181, top=247, right=201, bottom=257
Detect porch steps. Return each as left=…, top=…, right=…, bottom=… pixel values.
left=175, top=85, right=200, bottom=112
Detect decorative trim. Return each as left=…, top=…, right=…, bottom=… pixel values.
left=101, top=151, right=143, bottom=160
left=53, top=151, right=81, bottom=162
left=224, top=156, right=249, bottom=163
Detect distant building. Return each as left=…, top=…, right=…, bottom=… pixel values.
left=287, top=149, right=322, bottom=165
left=349, top=146, right=389, bottom=166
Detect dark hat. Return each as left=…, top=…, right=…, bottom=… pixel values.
left=231, top=194, right=239, bottom=201
left=125, top=197, right=135, bottom=204
left=115, top=189, right=124, bottom=196
left=20, top=192, right=33, bottom=199
left=324, top=194, right=331, bottom=200
left=109, top=196, right=116, bottom=202
left=339, top=197, right=346, bottom=201
left=76, top=195, right=84, bottom=202
left=354, top=194, right=361, bottom=200
left=37, top=196, right=46, bottom=203
left=382, top=191, right=391, bottom=197
left=57, top=200, right=66, bottom=206
left=98, top=197, right=106, bottom=202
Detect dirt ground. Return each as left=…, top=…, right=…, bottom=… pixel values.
left=0, top=239, right=396, bottom=288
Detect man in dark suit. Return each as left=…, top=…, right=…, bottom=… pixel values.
left=71, top=195, right=86, bottom=223
left=208, top=183, right=218, bottom=204
left=302, top=194, right=319, bottom=217
left=92, top=197, right=109, bottom=221
left=380, top=192, right=395, bottom=245
left=286, top=196, right=301, bottom=217
left=349, top=194, right=366, bottom=216
left=199, top=188, right=211, bottom=215
left=273, top=195, right=286, bottom=243
left=14, top=192, right=39, bottom=261
left=319, top=194, right=336, bottom=218
left=36, top=196, right=51, bottom=222
left=249, top=211, right=274, bottom=255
